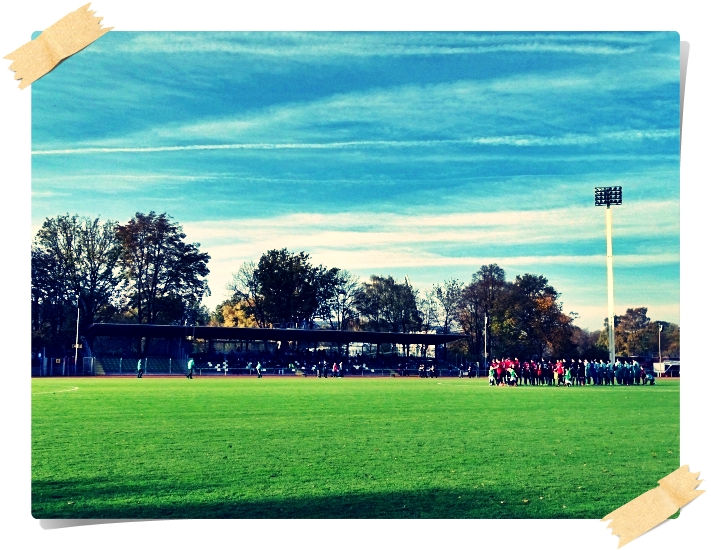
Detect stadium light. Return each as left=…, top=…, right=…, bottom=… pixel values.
left=595, top=186, right=622, bottom=364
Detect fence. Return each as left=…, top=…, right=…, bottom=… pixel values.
left=33, top=356, right=487, bottom=378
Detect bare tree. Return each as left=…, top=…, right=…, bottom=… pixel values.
left=227, top=260, right=268, bottom=327
left=432, top=279, right=463, bottom=334
left=325, top=270, right=361, bottom=330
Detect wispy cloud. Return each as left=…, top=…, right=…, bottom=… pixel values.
left=31, top=31, right=680, bottom=331
left=100, top=32, right=668, bottom=58
left=33, top=61, right=679, bottom=154
left=181, top=198, right=679, bottom=318
left=32, top=129, right=678, bottom=156
left=183, top=199, right=679, bottom=246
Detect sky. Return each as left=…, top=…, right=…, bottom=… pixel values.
left=30, top=31, right=680, bottom=330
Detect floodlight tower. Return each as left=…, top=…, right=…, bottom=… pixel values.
left=595, top=186, right=622, bottom=364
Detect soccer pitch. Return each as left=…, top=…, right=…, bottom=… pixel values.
left=31, top=377, right=679, bottom=519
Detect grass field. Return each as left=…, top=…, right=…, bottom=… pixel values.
left=31, top=376, right=679, bottom=519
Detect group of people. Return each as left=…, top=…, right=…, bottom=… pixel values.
left=487, top=358, right=656, bottom=387
left=418, top=364, right=438, bottom=378
left=181, top=349, right=443, bottom=378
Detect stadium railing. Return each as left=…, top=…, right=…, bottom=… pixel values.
left=34, top=357, right=482, bottom=377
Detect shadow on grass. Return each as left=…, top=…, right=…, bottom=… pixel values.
left=33, top=479, right=591, bottom=519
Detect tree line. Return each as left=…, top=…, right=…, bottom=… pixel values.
left=32, top=213, right=680, bottom=362
left=32, top=212, right=210, bottom=352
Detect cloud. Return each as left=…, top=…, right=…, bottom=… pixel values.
left=32, top=57, right=679, bottom=155
left=32, top=129, right=678, bottom=156
left=569, top=304, right=680, bottom=330
left=101, top=32, right=668, bottom=58
left=182, top=199, right=679, bottom=245
left=182, top=199, right=679, bottom=316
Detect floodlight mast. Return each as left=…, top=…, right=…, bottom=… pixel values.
left=595, top=186, right=622, bottom=364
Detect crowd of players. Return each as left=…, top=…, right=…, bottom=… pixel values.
left=133, top=348, right=657, bottom=386
left=486, top=358, right=656, bottom=387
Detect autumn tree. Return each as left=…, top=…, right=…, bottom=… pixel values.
left=494, top=273, right=575, bottom=359
left=597, top=308, right=680, bottom=359
left=211, top=298, right=259, bottom=328
left=456, top=264, right=507, bottom=360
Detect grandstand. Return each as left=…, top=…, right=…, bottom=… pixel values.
left=33, top=323, right=468, bottom=377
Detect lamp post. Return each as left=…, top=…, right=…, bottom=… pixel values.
left=74, top=294, right=80, bottom=372
left=595, top=186, right=622, bottom=364
left=483, top=314, right=488, bottom=371
left=658, top=323, right=663, bottom=371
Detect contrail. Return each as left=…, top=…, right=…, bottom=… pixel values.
left=32, top=130, right=677, bottom=156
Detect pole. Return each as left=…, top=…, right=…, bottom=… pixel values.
left=483, top=314, right=488, bottom=370
left=658, top=324, right=663, bottom=370
left=606, top=205, right=615, bottom=364
left=74, top=302, right=80, bottom=371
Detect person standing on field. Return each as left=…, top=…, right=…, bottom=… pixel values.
left=633, top=360, right=641, bottom=385
left=136, top=358, right=143, bottom=378
left=187, top=357, right=194, bottom=379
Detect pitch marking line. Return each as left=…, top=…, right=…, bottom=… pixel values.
left=32, top=386, right=79, bottom=395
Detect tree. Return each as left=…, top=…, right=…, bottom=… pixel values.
left=616, top=307, right=653, bottom=356
left=230, top=249, right=335, bottom=327
left=116, top=212, right=210, bottom=326
left=494, top=273, right=574, bottom=359
left=570, top=326, right=607, bottom=360
left=211, top=298, right=258, bottom=328
left=322, top=270, right=361, bottom=330
left=419, top=288, right=440, bottom=334
left=31, top=248, right=70, bottom=348
left=227, top=261, right=268, bottom=327
left=456, top=281, right=484, bottom=358
left=598, top=308, right=680, bottom=359
left=456, top=264, right=506, bottom=362
left=355, top=275, right=422, bottom=333
left=431, top=279, right=463, bottom=334
left=659, top=322, right=680, bottom=359
left=32, top=214, right=121, bottom=349
left=455, top=265, right=576, bottom=361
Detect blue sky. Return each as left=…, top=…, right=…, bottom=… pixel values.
left=31, top=31, right=680, bottom=330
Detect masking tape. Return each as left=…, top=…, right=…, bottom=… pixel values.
left=602, top=465, right=704, bottom=547
left=4, top=3, right=111, bottom=90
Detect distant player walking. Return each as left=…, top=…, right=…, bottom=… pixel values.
left=186, top=357, right=194, bottom=379
left=136, top=358, right=143, bottom=378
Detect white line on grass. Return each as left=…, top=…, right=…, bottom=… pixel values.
left=32, top=386, right=79, bottom=395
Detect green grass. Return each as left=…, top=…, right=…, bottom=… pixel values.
left=32, top=377, right=679, bottom=519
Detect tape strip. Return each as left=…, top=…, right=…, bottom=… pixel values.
left=4, top=3, right=111, bottom=90
left=602, top=465, right=704, bottom=547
